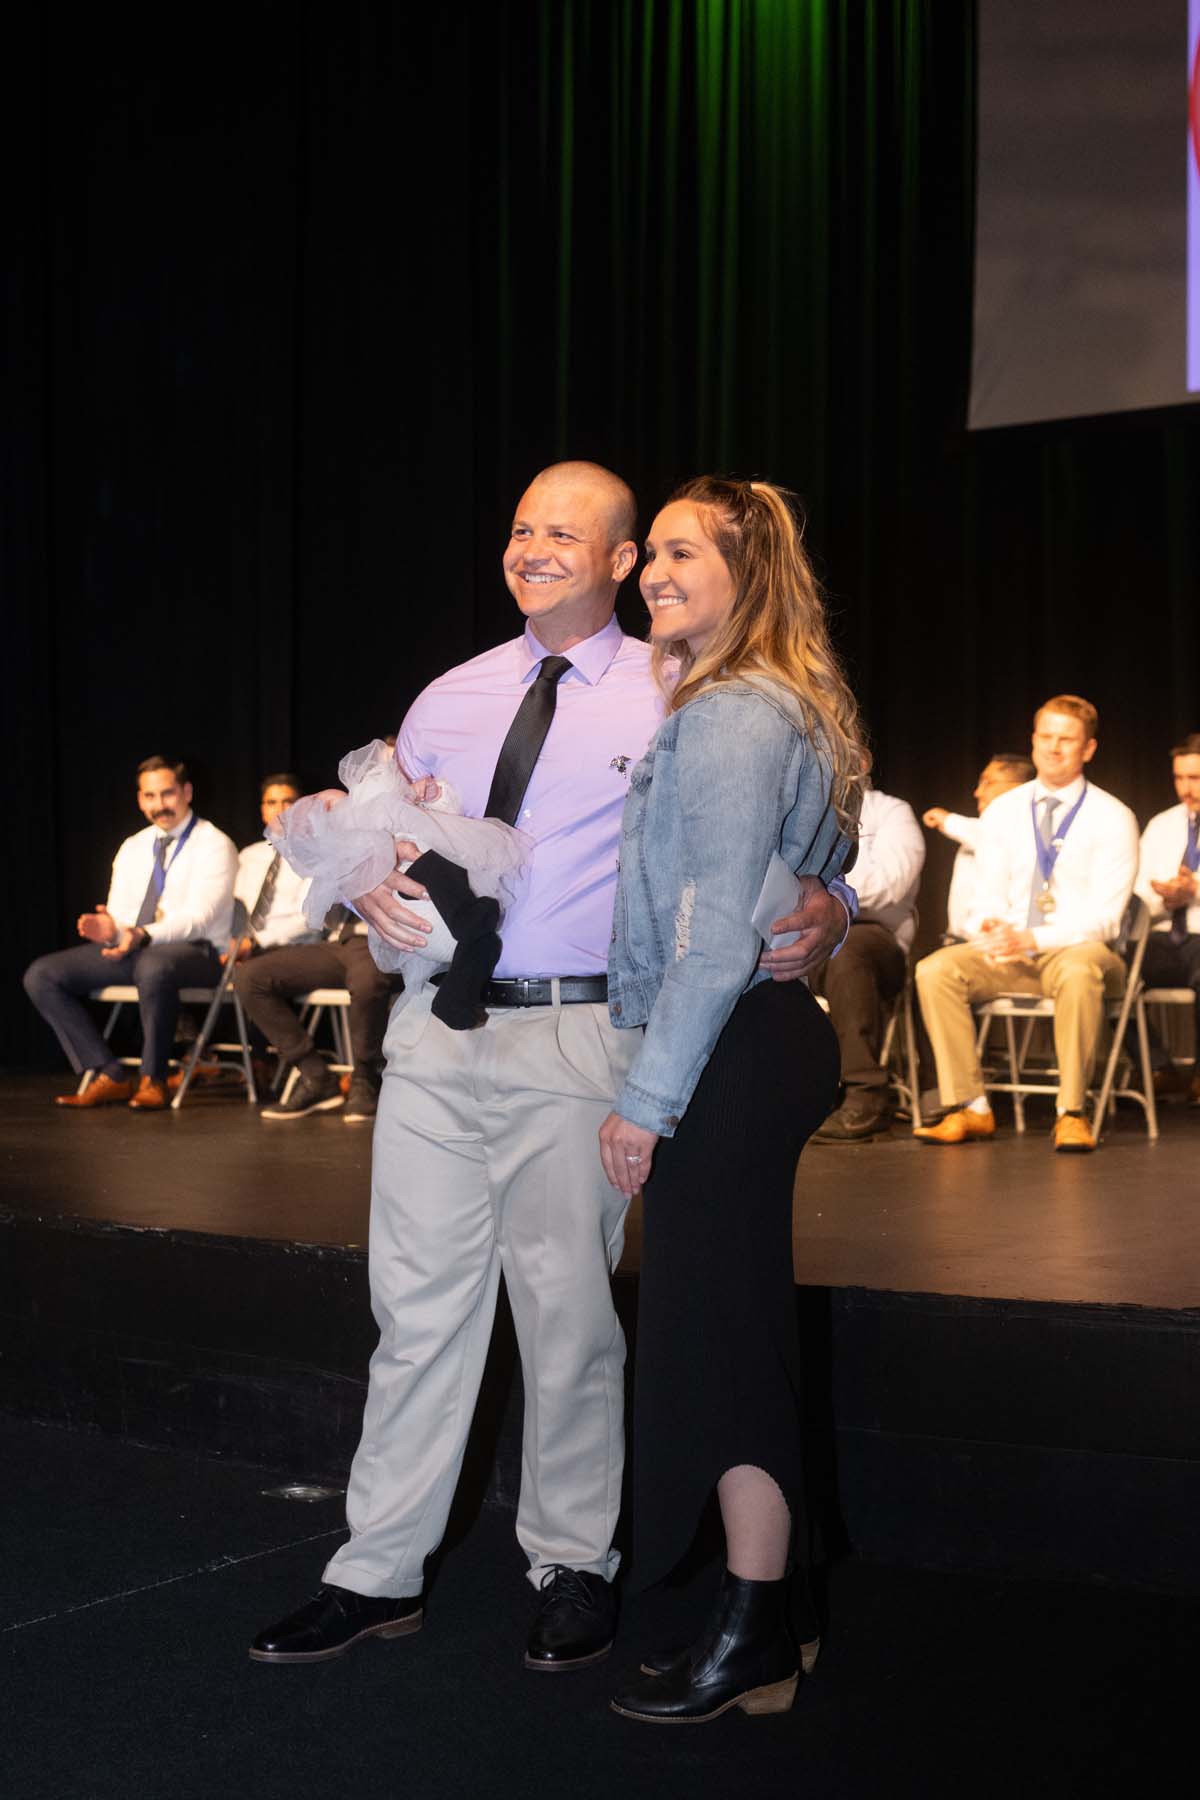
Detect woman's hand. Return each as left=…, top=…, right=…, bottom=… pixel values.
left=598, top=1112, right=660, bottom=1198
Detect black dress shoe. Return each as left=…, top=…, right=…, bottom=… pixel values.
left=248, top=1584, right=423, bottom=1664
left=612, top=1569, right=799, bottom=1723
left=525, top=1566, right=616, bottom=1671
left=813, top=1092, right=891, bottom=1142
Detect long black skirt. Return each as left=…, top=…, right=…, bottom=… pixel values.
left=630, top=977, right=839, bottom=1596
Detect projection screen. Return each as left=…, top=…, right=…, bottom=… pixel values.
left=970, top=0, right=1200, bottom=430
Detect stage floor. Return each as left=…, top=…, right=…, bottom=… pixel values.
left=3, top=1072, right=1198, bottom=1310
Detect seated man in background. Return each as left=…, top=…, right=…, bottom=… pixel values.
left=812, top=784, right=924, bottom=1140
left=1132, top=732, right=1200, bottom=1102
left=914, top=696, right=1137, bottom=1154
left=233, top=774, right=397, bottom=1124
left=23, top=756, right=238, bottom=1111
left=923, top=754, right=1034, bottom=940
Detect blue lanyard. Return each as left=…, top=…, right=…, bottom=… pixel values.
left=1184, top=815, right=1199, bottom=873
left=1031, top=784, right=1087, bottom=886
left=152, top=815, right=198, bottom=895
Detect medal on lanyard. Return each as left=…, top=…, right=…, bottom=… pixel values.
left=154, top=815, right=198, bottom=921
left=1031, top=785, right=1087, bottom=916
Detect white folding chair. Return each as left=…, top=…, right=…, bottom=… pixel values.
left=973, top=898, right=1154, bottom=1141
left=77, top=902, right=258, bottom=1107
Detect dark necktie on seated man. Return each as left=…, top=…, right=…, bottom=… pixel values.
left=324, top=902, right=358, bottom=945
left=1026, top=796, right=1060, bottom=929
left=135, top=836, right=171, bottom=931
left=249, top=850, right=282, bottom=938
left=1168, top=816, right=1199, bottom=946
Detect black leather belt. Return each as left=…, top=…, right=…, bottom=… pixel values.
left=480, top=975, right=608, bottom=1008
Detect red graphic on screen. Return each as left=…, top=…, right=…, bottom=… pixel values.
left=1193, top=32, right=1200, bottom=178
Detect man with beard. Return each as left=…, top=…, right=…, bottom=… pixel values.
left=23, top=756, right=238, bottom=1112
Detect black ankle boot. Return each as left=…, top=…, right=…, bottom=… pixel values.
left=612, top=1569, right=799, bottom=1724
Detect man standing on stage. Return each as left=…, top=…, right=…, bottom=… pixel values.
left=914, top=695, right=1138, bottom=1154
left=250, top=462, right=854, bottom=1672
left=23, top=756, right=238, bottom=1112
left=1133, top=732, right=1200, bottom=1101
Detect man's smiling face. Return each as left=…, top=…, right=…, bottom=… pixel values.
left=503, top=472, right=634, bottom=644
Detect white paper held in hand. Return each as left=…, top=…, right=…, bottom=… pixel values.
left=752, top=852, right=803, bottom=948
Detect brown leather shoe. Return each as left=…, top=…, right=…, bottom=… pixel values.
left=128, top=1076, right=169, bottom=1111
left=1053, top=1112, right=1095, bottom=1153
left=913, top=1106, right=995, bottom=1145
left=166, top=1059, right=222, bottom=1094
left=55, top=1072, right=135, bottom=1109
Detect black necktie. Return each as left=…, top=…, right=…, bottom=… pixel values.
left=136, top=836, right=170, bottom=928
left=484, top=656, right=572, bottom=825
left=249, top=850, right=281, bottom=934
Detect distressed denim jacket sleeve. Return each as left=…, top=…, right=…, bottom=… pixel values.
left=612, top=688, right=833, bottom=1135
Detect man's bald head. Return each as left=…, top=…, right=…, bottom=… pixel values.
left=531, top=461, right=637, bottom=550
left=504, top=462, right=639, bottom=650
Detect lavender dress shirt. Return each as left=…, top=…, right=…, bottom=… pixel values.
left=395, top=616, right=665, bottom=979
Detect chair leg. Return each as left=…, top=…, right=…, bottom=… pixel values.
left=902, top=988, right=922, bottom=1129
left=232, top=990, right=257, bottom=1104
left=1135, top=996, right=1158, bottom=1142
left=1004, top=1016, right=1025, bottom=1132
left=172, top=961, right=236, bottom=1111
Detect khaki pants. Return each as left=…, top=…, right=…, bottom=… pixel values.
left=324, top=987, right=640, bottom=1599
left=915, top=941, right=1126, bottom=1114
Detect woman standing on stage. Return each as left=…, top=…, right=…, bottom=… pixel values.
left=598, top=475, right=867, bottom=1725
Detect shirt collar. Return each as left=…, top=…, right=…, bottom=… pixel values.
left=519, top=614, right=626, bottom=688
left=1033, top=775, right=1085, bottom=808
left=155, top=810, right=193, bottom=843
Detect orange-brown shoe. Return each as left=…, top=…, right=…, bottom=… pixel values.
left=166, top=1059, right=222, bottom=1094
left=55, top=1072, right=135, bottom=1109
left=913, top=1106, right=995, bottom=1145
left=1053, top=1112, right=1095, bottom=1154
left=128, top=1076, right=169, bottom=1111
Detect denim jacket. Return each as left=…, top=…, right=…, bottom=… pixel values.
left=607, top=677, right=852, bottom=1135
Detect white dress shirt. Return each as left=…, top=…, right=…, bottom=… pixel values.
left=967, top=777, right=1138, bottom=951
left=940, top=812, right=980, bottom=939
left=235, top=840, right=319, bottom=950
left=1135, top=802, right=1200, bottom=936
left=105, top=812, right=238, bottom=945
left=852, top=787, right=925, bottom=952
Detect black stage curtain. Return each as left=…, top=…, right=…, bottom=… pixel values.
left=4, top=2, right=1197, bottom=1067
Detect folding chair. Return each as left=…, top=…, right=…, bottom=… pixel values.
left=973, top=897, right=1154, bottom=1141
left=813, top=958, right=922, bottom=1127
left=77, top=902, right=258, bottom=1108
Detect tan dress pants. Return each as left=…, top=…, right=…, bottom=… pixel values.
left=324, top=988, right=640, bottom=1599
left=915, top=941, right=1126, bottom=1114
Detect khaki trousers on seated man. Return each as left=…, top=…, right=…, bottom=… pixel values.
left=917, top=939, right=1126, bottom=1128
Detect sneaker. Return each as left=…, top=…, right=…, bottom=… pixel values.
left=343, top=1070, right=380, bottom=1124
left=260, top=1070, right=344, bottom=1120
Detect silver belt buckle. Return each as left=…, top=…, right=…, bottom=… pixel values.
left=517, top=977, right=533, bottom=1006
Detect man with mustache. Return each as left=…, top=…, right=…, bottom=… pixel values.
left=251, top=462, right=855, bottom=1675
left=23, top=756, right=238, bottom=1112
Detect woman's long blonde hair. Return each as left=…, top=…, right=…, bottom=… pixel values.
left=651, top=476, right=869, bottom=833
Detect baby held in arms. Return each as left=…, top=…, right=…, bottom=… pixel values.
left=269, top=740, right=531, bottom=1030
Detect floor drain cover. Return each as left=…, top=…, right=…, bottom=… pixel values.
left=261, top=1483, right=345, bottom=1502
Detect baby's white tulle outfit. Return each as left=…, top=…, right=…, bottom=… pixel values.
left=267, top=741, right=530, bottom=1006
